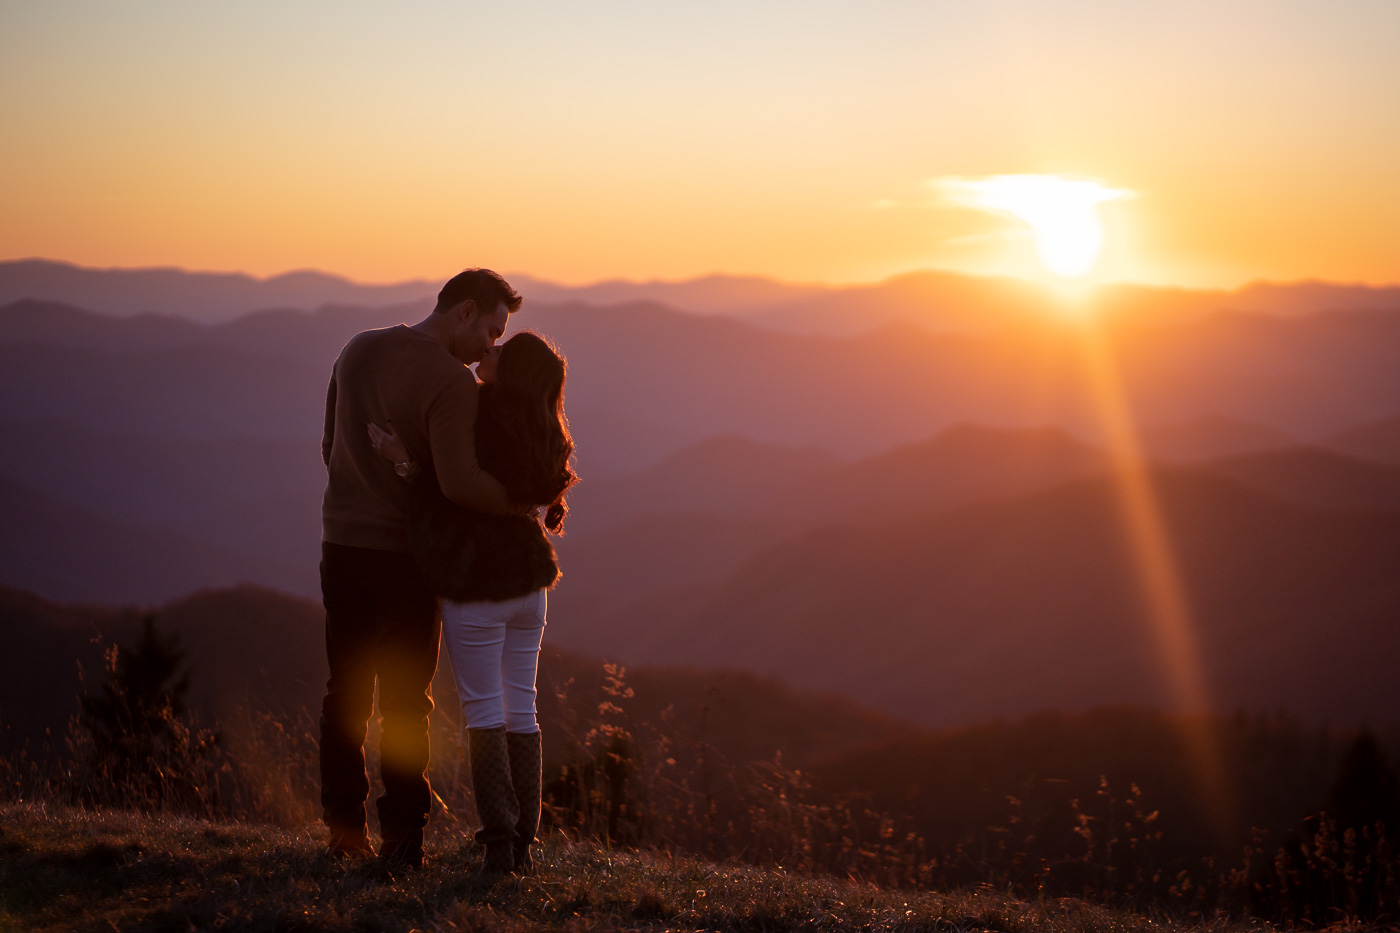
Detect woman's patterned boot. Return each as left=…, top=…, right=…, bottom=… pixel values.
left=468, top=726, right=519, bottom=875
left=506, top=729, right=543, bottom=873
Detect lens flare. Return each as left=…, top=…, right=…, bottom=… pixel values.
left=1075, top=321, right=1235, bottom=838
left=937, top=175, right=1131, bottom=277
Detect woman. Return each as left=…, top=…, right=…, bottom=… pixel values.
left=368, top=330, right=577, bottom=875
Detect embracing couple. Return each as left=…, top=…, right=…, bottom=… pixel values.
left=318, top=268, right=577, bottom=874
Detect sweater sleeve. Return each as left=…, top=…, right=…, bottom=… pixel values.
left=427, top=372, right=516, bottom=515
left=321, top=369, right=337, bottom=467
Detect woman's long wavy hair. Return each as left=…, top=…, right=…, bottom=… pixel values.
left=478, top=331, right=578, bottom=533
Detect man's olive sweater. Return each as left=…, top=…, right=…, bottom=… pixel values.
left=321, top=325, right=511, bottom=552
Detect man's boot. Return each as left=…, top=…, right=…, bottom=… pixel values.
left=378, top=827, right=424, bottom=871
left=468, top=726, right=519, bottom=875
left=326, top=825, right=375, bottom=860
left=506, top=729, right=543, bottom=874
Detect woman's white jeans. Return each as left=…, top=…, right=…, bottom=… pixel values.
left=440, top=589, right=547, bottom=732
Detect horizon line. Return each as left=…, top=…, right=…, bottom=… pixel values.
left=3, top=255, right=1400, bottom=295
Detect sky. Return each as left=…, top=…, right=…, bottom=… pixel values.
left=2, top=1, right=1398, bottom=289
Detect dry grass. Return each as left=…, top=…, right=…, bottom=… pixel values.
left=0, top=801, right=1268, bottom=933
left=6, top=662, right=1398, bottom=928
left=5, top=635, right=1395, bottom=928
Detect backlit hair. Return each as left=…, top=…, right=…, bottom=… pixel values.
left=477, top=331, right=577, bottom=533
left=433, top=268, right=523, bottom=315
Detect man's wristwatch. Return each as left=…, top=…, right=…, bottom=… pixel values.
left=394, top=460, right=418, bottom=480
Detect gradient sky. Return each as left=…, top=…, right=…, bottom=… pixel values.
left=2, top=1, right=1397, bottom=288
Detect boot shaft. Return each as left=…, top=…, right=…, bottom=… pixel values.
left=507, top=729, right=543, bottom=872
left=468, top=726, right=520, bottom=854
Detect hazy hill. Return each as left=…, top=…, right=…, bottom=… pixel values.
left=0, top=476, right=297, bottom=604
left=0, top=337, right=327, bottom=440
left=552, top=426, right=1110, bottom=626
left=0, top=421, right=323, bottom=540
left=786, top=424, right=1107, bottom=527
left=0, top=259, right=437, bottom=324
left=553, top=422, right=1400, bottom=541
left=0, top=299, right=210, bottom=352
left=570, top=423, right=1109, bottom=534
left=4, top=402, right=1398, bottom=621
left=0, top=297, right=410, bottom=366
left=1229, top=279, right=1400, bottom=318
left=509, top=271, right=830, bottom=315
left=1136, top=415, right=1296, bottom=460
left=0, top=419, right=326, bottom=595
left=1324, top=413, right=1400, bottom=464
left=4, top=291, right=1400, bottom=730
left=553, top=433, right=1400, bottom=653
left=550, top=512, right=800, bottom=628
left=1105, top=308, right=1400, bottom=437
left=735, top=270, right=1318, bottom=335
left=0, top=584, right=908, bottom=770
left=551, top=469, right=1400, bottom=727
left=565, top=434, right=846, bottom=536
left=524, top=273, right=1400, bottom=338
left=742, top=269, right=1054, bottom=335
left=1195, top=446, right=1400, bottom=511
left=8, top=297, right=1400, bottom=455
left=809, top=706, right=1374, bottom=862
left=9, top=259, right=1397, bottom=335
left=0, top=260, right=827, bottom=324
left=536, top=303, right=1400, bottom=454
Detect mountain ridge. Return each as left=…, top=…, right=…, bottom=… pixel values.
left=551, top=467, right=1400, bottom=727
left=6, top=258, right=1400, bottom=334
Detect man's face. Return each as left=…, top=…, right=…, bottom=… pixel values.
left=451, top=300, right=509, bottom=365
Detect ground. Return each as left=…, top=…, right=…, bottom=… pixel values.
left=0, top=802, right=1255, bottom=933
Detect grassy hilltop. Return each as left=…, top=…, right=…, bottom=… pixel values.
left=1, top=802, right=1250, bottom=933
left=5, top=584, right=1400, bottom=929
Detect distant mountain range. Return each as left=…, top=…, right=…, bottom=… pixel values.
left=553, top=466, right=1400, bottom=727
left=3, top=258, right=1398, bottom=333
left=7, top=293, right=1399, bottom=456
left=0, top=260, right=439, bottom=325
left=1326, top=413, right=1400, bottom=463
left=4, top=411, right=1397, bottom=726
left=2, top=268, right=1398, bottom=729
left=551, top=428, right=1400, bottom=653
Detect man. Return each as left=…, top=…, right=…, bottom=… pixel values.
left=318, top=268, right=523, bottom=867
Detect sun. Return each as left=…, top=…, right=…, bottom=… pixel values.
left=938, top=175, right=1132, bottom=278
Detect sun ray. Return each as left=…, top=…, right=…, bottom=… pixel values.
left=1074, top=319, right=1234, bottom=834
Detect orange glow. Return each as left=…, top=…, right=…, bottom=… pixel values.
left=1074, top=318, right=1234, bottom=829
left=0, top=6, right=1396, bottom=288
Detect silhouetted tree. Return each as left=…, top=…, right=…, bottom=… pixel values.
left=77, top=614, right=219, bottom=811
left=81, top=615, right=189, bottom=743
left=1330, top=729, right=1400, bottom=832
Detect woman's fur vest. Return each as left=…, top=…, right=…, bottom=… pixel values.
left=404, top=386, right=562, bottom=603
left=405, top=475, right=559, bottom=602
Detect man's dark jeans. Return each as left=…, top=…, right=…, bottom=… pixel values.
left=319, top=541, right=440, bottom=860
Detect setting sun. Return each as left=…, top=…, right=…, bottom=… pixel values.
left=938, top=175, right=1132, bottom=278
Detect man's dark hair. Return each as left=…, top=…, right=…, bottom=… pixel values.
left=434, top=268, right=523, bottom=315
